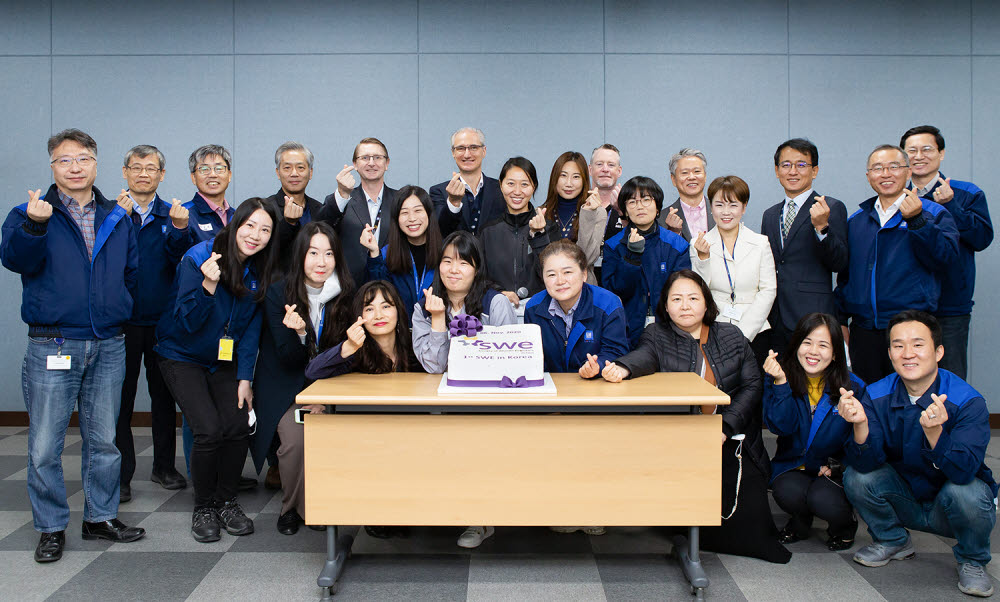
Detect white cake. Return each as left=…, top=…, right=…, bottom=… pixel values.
left=446, top=323, right=544, bottom=388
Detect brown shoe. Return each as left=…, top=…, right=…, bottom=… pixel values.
left=265, top=465, right=281, bottom=490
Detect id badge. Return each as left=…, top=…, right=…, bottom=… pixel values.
left=47, top=354, right=71, bottom=370
left=721, top=305, right=743, bottom=321
left=218, top=336, right=234, bottom=361
left=645, top=315, right=655, bottom=327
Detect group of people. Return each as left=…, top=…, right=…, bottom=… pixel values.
left=3, top=124, right=995, bottom=597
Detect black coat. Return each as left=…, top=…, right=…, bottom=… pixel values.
left=264, top=189, right=322, bottom=276
left=317, top=185, right=397, bottom=287
left=614, top=321, right=769, bottom=478
left=430, top=175, right=505, bottom=238
left=479, top=207, right=557, bottom=297
left=760, top=191, right=848, bottom=332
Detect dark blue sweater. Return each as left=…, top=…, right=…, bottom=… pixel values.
left=128, top=195, right=192, bottom=325
left=365, top=244, right=434, bottom=327
left=154, top=240, right=262, bottom=381
left=844, top=370, right=997, bottom=501
left=1, top=184, right=137, bottom=339
left=764, top=372, right=866, bottom=481
left=523, top=283, right=630, bottom=374
left=835, top=196, right=959, bottom=329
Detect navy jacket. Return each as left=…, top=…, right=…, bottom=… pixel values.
left=128, top=195, right=192, bottom=325
left=365, top=245, right=435, bottom=327
left=602, top=225, right=691, bottom=348
left=835, top=196, right=959, bottom=329
left=154, top=240, right=262, bottom=381
left=761, top=192, right=849, bottom=332
left=763, top=372, right=866, bottom=481
left=523, top=283, right=630, bottom=374
left=183, top=192, right=234, bottom=245
left=844, top=370, right=997, bottom=501
left=1, top=184, right=137, bottom=339
left=919, top=175, right=993, bottom=316
left=316, top=185, right=396, bottom=288
left=266, top=189, right=322, bottom=275
left=431, top=175, right=505, bottom=238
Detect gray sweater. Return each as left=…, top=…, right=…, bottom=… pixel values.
left=411, top=294, right=518, bottom=373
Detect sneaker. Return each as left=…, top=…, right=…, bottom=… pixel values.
left=217, top=499, right=254, bottom=536
left=457, top=526, right=494, bottom=548
left=852, top=538, right=914, bottom=567
left=958, top=563, right=995, bottom=597
left=191, top=507, right=221, bottom=543
left=549, top=526, right=606, bottom=535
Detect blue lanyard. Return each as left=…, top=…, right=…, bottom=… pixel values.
left=721, top=231, right=738, bottom=303
left=316, top=308, right=324, bottom=342
left=410, top=251, right=428, bottom=299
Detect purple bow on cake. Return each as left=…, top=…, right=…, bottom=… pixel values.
left=449, top=314, right=483, bottom=338
left=499, top=376, right=528, bottom=388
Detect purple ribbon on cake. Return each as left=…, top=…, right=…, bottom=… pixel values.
left=499, top=375, right=528, bottom=388
left=449, top=313, right=483, bottom=338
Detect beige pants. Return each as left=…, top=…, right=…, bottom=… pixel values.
left=275, top=405, right=306, bottom=517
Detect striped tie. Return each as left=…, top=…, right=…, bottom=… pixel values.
left=782, top=199, right=797, bottom=242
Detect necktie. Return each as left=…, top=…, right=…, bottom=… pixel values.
left=782, top=199, right=797, bottom=242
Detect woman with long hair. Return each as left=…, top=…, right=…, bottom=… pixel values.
left=156, top=197, right=279, bottom=543
left=763, top=312, right=864, bottom=550
left=252, top=221, right=354, bottom=535
left=540, top=151, right=606, bottom=283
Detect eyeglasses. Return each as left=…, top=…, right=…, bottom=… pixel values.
left=452, top=144, right=484, bottom=154
left=624, top=196, right=655, bottom=209
left=778, top=161, right=812, bottom=172
left=356, top=154, right=387, bottom=163
left=126, top=165, right=161, bottom=175
left=867, top=163, right=908, bottom=175
left=196, top=165, right=229, bottom=175
left=905, top=145, right=938, bottom=156
left=51, top=155, right=95, bottom=168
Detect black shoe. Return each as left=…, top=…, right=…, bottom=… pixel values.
left=238, top=476, right=257, bottom=491
left=826, top=535, right=855, bottom=551
left=307, top=524, right=327, bottom=531
left=82, top=518, right=145, bottom=543
left=365, top=525, right=408, bottom=539
left=265, top=465, right=282, bottom=490
left=218, top=499, right=254, bottom=536
left=34, top=531, right=65, bottom=563
left=777, top=525, right=807, bottom=545
left=192, top=507, right=221, bottom=543
left=151, top=468, right=187, bottom=490
left=119, top=483, right=132, bottom=503
left=277, top=509, right=302, bottom=536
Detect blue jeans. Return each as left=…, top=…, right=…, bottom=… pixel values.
left=23, top=335, right=126, bottom=532
left=844, top=464, right=996, bottom=566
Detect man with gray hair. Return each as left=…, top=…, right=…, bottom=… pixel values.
left=430, top=127, right=504, bottom=237
left=184, top=144, right=234, bottom=244
left=1, top=128, right=145, bottom=563
left=660, top=148, right=713, bottom=242
left=589, top=143, right=623, bottom=210
left=266, top=141, right=322, bottom=274
left=116, top=145, right=191, bottom=502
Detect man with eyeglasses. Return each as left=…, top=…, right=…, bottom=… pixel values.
left=899, top=126, right=993, bottom=381
left=184, top=144, right=234, bottom=244
left=116, top=145, right=191, bottom=503
left=430, top=127, right=504, bottom=238
left=0, top=128, right=145, bottom=563
left=660, top=148, right=714, bottom=243
left=318, top=137, right=397, bottom=286
left=266, top=141, right=322, bottom=275
left=760, top=138, right=848, bottom=356
left=835, top=145, right=959, bottom=385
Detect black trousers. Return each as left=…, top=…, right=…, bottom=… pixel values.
left=938, top=314, right=971, bottom=380
left=771, top=469, right=857, bottom=539
left=159, top=358, right=249, bottom=509
left=848, top=324, right=893, bottom=386
left=116, top=323, right=178, bottom=484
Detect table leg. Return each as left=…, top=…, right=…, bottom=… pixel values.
left=317, top=526, right=354, bottom=599
left=673, top=527, right=708, bottom=600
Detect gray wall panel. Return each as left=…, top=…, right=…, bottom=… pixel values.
left=973, top=0, right=1000, bottom=55
left=0, top=1, right=51, bottom=55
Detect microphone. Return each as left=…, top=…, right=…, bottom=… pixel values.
left=516, top=287, right=529, bottom=300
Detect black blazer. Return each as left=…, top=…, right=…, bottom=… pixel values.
left=760, top=191, right=848, bottom=332
left=658, top=198, right=715, bottom=242
left=317, top=184, right=396, bottom=287
left=430, top=175, right=505, bottom=238
left=265, top=189, right=322, bottom=276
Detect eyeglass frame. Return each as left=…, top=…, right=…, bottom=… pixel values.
left=356, top=154, right=387, bottom=164
left=777, top=161, right=813, bottom=172
left=867, top=163, right=909, bottom=175
left=126, top=165, right=162, bottom=175
left=51, top=155, right=96, bottom=168
left=195, top=165, right=230, bottom=175
left=624, top=195, right=656, bottom=209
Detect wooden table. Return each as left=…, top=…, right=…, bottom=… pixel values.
left=297, top=372, right=729, bottom=600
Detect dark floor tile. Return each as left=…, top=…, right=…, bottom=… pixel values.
left=844, top=551, right=991, bottom=601
left=596, top=552, right=747, bottom=601
left=336, top=554, right=469, bottom=601
left=50, top=551, right=224, bottom=601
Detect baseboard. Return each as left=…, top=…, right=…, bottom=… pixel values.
left=0, top=412, right=182, bottom=427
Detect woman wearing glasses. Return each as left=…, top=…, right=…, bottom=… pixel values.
left=690, top=175, right=776, bottom=366
left=601, top=176, right=691, bottom=349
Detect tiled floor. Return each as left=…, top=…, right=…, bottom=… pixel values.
left=1, top=426, right=998, bottom=601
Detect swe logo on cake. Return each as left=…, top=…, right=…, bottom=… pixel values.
left=447, top=323, right=544, bottom=388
